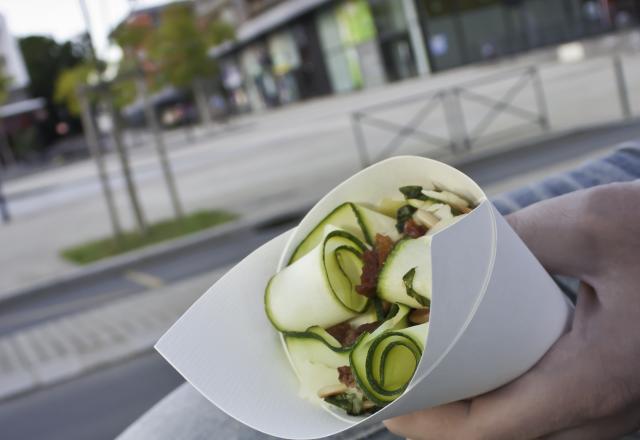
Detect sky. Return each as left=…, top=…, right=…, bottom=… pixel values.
left=0, top=0, right=170, bottom=61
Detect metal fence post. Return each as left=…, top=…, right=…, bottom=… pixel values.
left=441, top=91, right=459, bottom=152
left=531, top=66, right=550, bottom=132
left=446, top=88, right=470, bottom=151
left=613, top=55, right=632, bottom=120
left=0, top=171, right=9, bottom=223
left=351, top=113, right=371, bottom=169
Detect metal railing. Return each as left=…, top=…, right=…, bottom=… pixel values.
left=452, top=66, right=549, bottom=150
left=351, top=55, right=634, bottom=168
left=352, top=90, right=454, bottom=166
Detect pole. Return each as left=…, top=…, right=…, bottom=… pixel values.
left=0, top=119, right=15, bottom=166
left=107, top=95, right=147, bottom=234
left=78, top=87, right=122, bottom=237
left=351, top=113, right=371, bottom=169
left=0, top=169, right=9, bottom=223
left=531, top=66, right=551, bottom=132
left=613, top=55, right=632, bottom=120
left=135, top=75, right=184, bottom=219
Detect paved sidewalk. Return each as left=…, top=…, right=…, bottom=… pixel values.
left=0, top=268, right=227, bottom=402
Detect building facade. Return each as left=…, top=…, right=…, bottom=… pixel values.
left=211, top=0, right=638, bottom=112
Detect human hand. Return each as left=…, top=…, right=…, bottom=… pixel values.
left=384, top=182, right=640, bottom=439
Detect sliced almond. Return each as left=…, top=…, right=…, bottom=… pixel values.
left=433, top=204, right=453, bottom=221
left=413, top=209, right=440, bottom=228
left=422, top=189, right=471, bottom=213
left=427, top=215, right=466, bottom=236
left=409, top=308, right=430, bottom=324
left=318, top=383, right=348, bottom=399
left=363, top=400, right=377, bottom=410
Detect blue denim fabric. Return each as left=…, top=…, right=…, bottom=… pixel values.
left=118, top=144, right=640, bottom=440
left=492, top=144, right=640, bottom=216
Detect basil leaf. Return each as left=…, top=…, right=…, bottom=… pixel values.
left=402, top=268, right=431, bottom=307
left=395, top=205, right=416, bottom=233
left=399, top=186, right=427, bottom=200
left=324, top=392, right=364, bottom=416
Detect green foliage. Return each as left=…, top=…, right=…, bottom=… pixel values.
left=54, top=63, right=96, bottom=116
left=110, top=5, right=235, bottom=105
left=112, top=77, right=138, bottom=110
left=148, top=4, right=215, bottom=89
left=11, top=126, right=43, bottom=156
left=111, top=21, right=152, bottom=51
left=19, top=35, right=90, bottom=105
left=61, top=209, right=238, bottom=264
left=18, top=34, right=93, bottom=144
left=205, top=19, right=235, bottom=47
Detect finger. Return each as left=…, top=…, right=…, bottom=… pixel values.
left=506, top=189, right=598, bottom=278
left=542, top=403, right=640, bottom=440
left=387, top=320, right=611, bottom=439
left=456, top=283, right=613, bottom=439
left=384, top=401, right=470, bottom=440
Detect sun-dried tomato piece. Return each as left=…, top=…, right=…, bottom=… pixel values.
left=326, top=322, right=352, bottom=345
left=404, top=219, right=427, bottom=238
left=342, top=321, right=381, bottom=346
left=337, top=366, right=356, bottom=388
left=355, top=249, right=379, bottom=297
left=375, top=234, right=394, bottom=263
left=328, top=321, right=382, bottom=347
left=356, top=234, right=395, bottom=298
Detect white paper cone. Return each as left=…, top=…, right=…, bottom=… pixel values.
left=156, top=156, right=573, bottom=439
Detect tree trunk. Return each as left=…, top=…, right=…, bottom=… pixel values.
left=193, top=77, right=212, bottom=126
left=136, top=75, right=184, bottom=220
left=78, top=87, right=122, bottom=238
left=107, top=94, right=148, bottom=234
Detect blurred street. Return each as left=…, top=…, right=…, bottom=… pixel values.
left=1, top=0, right=640, bottom=438
left=0, top=223, right=294, bottom=440
left=2, top=116, right=640, bottom=439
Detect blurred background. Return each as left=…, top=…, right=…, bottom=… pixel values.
left=0, top=0, right=639, bottom=439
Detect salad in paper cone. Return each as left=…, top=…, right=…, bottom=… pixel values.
left=265, top=184, right=475, bottom=416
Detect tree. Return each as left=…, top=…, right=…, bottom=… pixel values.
left=18, top=35, right=92, bottom=144
left=147, top=4, right=215, bottom=90
left=203, top=19, right=235, bottom=48
left=54, top=63, right=97, bottom=116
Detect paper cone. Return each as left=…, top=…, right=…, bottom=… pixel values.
left=156, top=156, right=573, bottom=439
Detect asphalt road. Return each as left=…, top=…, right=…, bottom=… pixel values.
left=0, top=219, right=300, bottom=336
left=0, top=351, right=184, bottom=440
left=0, top=219, right=300, bottom=440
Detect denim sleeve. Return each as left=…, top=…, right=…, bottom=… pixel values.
left=492, top=144, right=640, bottom=215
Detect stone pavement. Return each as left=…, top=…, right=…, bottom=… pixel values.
left=1, top=31, right=640, bottom=296
left=0, top=268, right=227, bottom=402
